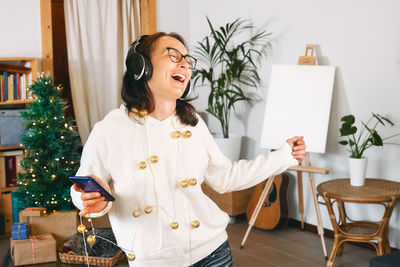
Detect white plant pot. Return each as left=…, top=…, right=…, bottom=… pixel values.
left=214, top=135, right=242, bottom=161
left=348, top=157, right=367, bottom=186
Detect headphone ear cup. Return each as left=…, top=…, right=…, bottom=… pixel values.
left=126, top=51, right=146, bottom=81
left=143, top=55, right=153, bottom=81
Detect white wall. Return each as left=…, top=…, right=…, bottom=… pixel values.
left=158, top=0, right=400, bottom=248
left=0, top=0, right=41, bottom=57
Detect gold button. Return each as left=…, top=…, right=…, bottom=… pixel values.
left=139, top=110, right=148, bottom=117
left=179, top=179, right=188, bottom=188
left=171, top=131, right=181, bottom=139
left=188, top=178, right=197, bottom=186
left=139, top=161, right=147, bottom=169
left=87, top=235, right=96, bottom=245
left=127, top=253, right=136, bottom=261
left=170, top=221, right=179, bottom=229
left=132, top=209, right=141, bottom=217
left=77, top=224, right=87, bottom=234
left=191, top=220, right=200, bottom=228
left=131, top=108, right=139, bottom=114
left=182, top=130, right=192, bottom=138
left=149, top=155, right=158, bottom=164
left=144, top=205, right=152, bottom=214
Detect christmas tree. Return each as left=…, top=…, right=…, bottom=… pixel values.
left=15, top=75, right=82, bottom=212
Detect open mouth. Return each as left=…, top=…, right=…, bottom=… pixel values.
left=171, top=73, right=186, bottom=84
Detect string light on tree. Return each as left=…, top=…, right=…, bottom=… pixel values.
left=15, top=75, right=82, bottom=213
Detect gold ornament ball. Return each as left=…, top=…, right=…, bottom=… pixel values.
left=87, top=235, right=96, bottom=245
left=128, top=253, right=136, bottom=261
left=77, top=224, right=87, bottom=234
left=188, top=178, right=197, bottom=186
left=183, top=130, right=192, bottom=138
left=171, top=131, right=181, bottom=139
left=149, top=155, right=159, bottom=164
left=191, top=220, right=200, bottom=228
left=179, top=179, right=188, bottom=188
left=132, top=209, right=141, bottom=217
left=170, top=221, right=179, bottom=229
left=138, top=161, right=147, bottom=170
left=139, top=110, right=148, bottom=117
left=144, top=206, right=152, bottom=214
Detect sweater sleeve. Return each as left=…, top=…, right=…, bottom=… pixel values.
left=70, top=123, right=113, bottom=217
left=200, top=120, right=298, bottom=193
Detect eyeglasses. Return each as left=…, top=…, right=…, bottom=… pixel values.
left=166, top=47, right=197, bottom=69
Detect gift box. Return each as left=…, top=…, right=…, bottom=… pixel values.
left=19, top=210, right=78, bottom=249
left=20, top=207, right=47, bottom=218
left=11, top=223, right=29, bottom=240
left=11, top=233, right=57, bottom=266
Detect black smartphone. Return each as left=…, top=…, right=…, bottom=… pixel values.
left=69, top=176, right=115, bottom=201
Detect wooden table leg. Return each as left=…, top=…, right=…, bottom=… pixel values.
left=321, top=194, right=341, bottom=267
left=240, top=176, right=275, bottom=249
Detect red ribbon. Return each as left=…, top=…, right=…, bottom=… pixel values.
left=30, top=238, right=38, bottom=264
left=25, top=207, right=44, bottom=216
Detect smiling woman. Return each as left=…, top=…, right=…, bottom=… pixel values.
left=69, top=32, right=305, bottom=267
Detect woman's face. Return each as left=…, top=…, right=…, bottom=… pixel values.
left=147, top=36, right=192, bottom=102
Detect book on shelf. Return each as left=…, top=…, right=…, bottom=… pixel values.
left=0, top=150, right=23, bottom=188
left=3, top=72, right=8, bottom=101
left=5, top=156, right=17, bottom=187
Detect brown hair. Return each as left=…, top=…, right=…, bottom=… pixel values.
left=121, top=32, right=198, bottom=126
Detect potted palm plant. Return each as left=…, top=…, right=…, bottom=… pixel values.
left=192, top=17, right=272, bottom=160
left=339, top=113, right=400, bottom=186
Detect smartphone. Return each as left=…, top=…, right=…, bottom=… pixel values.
left=69, top=176, right=115, bottom=201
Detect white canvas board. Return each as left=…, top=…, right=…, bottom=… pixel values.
left=260, top=65, right=335, bottom=153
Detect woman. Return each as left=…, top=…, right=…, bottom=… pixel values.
left=71, top=32, right=306, bottom=267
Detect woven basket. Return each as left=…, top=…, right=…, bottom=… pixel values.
left=59, top=250, right=125, bottom=266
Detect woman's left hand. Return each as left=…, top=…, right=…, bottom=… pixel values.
left=286, top=136, right=306, bottom=164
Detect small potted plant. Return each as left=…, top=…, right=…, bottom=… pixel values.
left=192, top=17, right=272, bottom=160
left=339, top=113, right=400, bottom=186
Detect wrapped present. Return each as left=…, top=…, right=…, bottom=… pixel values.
left=19, top=210, right=78, bottom=249
left=11, top=223, right=29, bottom=240
left=11, top=233, right=57, bottom=266
left=20, top=207, right=47, bottom=218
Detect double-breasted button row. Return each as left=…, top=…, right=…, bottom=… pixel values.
left=170, top=220, right=200, bottom=230
left=179, top=178, right=197, bottom=188
left=132, top=208, right=200, bottom=229
left=131, top=108, right=148, bottom=117
left=138, top=155, right=159, bottom=169
left=132, top=205, right=153, bottom=217
left=171, top=130, right=192, bottom=139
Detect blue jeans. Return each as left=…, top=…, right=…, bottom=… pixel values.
left=191, top=240, right=233, bottom=267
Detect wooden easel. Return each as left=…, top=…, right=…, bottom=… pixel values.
left=240, top=153, right=329, bottom=260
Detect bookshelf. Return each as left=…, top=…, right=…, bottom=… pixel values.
left=0, top=57, right=38, bottom=105
left=0, top=58, right=35, bottom=235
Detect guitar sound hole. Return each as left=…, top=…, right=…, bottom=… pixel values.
left=263, top=182, right=277, bottom=206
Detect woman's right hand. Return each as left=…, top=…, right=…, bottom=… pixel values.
left=73, top=175, right=110, bottom=216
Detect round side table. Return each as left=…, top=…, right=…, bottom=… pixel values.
left=317, top=178, right=400, bottom=267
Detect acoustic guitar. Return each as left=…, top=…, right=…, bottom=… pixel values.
left=246, top=173, right=289, bottom=230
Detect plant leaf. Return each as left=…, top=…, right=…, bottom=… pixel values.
left=341, top=115, right=355, bottom=124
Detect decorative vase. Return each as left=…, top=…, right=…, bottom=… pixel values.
left=214, top=135, right=242, bottom=161
left=348, top=157, right=367, bottom=186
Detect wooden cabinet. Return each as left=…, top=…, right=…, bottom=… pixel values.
left=201, top=183, right=255, bottom=216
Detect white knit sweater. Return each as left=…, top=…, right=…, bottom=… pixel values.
left=71, top=105, right=298, bottom=267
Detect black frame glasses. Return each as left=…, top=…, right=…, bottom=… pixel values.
left=166, top=47, right=197, bottom=69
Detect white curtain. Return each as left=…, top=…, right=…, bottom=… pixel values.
left=64, top=0, right=139, bottom=144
